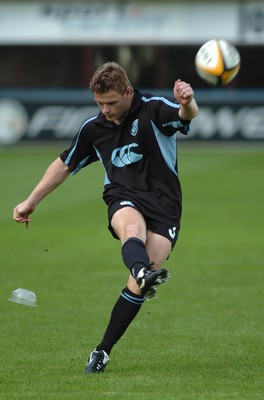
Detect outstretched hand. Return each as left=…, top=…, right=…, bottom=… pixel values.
left=13, top=202, right=34, bottom=228
left=12, top=157, right=71, bottom=229
left=174, top=79, right=195, bottom=106
left=174, top=79, right=198, bottom=120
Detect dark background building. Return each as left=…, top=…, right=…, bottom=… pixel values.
left=0, top=44, right=261, bottom=89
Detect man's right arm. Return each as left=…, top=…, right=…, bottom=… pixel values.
left=13, top=157, right=70, bottom=224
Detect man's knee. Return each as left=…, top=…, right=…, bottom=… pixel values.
left=111, top=207, right=146, bottom=243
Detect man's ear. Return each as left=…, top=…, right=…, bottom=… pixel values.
left=125, top=87, right=134, bottom=96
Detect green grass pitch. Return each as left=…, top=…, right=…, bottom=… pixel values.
left=0, top=143, right=263, bottom=399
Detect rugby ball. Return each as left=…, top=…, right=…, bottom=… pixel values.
left=195, top=39, right=241, bottom=86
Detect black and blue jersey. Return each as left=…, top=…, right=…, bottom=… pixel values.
left=60, top=89, right=190, bottom=228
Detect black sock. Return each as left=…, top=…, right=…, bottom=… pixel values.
left=96, top=287, right=145, bottom=355
left=121, top=237, right=150, bottom=278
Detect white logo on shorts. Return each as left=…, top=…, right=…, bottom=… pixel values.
left=120, top=201, right=135, bottom=207
left=169, top=226, right=177, bottom=239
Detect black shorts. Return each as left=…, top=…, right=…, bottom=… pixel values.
left=107, top=199, right=179, bottom=249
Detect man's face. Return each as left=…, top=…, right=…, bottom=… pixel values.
left=94, top=87, right=133, bottom=123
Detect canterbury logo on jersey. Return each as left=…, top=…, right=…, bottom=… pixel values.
left=111, top=143, right=143, bottom=167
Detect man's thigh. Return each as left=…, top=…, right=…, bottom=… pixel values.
left=111, top=206, right=147, bottom=244
left=145, top=231, right=172, bottom=268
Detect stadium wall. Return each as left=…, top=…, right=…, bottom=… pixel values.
left=0, top=89, right=264, bottom=146
left=0, top=1, right=264, bottom=145
left=0, top=1, right=264, bottom=45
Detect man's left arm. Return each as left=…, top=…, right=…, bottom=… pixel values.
left=174, top=79, right=199, bottom=121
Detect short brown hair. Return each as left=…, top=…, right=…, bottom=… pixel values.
left=89, top=62, right=132, bottom=94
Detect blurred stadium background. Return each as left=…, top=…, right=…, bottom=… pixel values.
left=0, top=0, right=264, bottom=145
